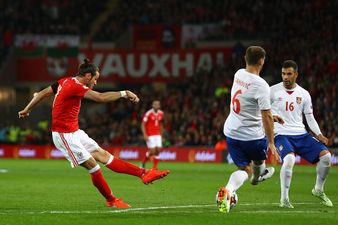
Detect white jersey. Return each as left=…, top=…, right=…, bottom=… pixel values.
left=270, top=82, right=313, bottom=135
left=223, top=69, right=271, bottom=141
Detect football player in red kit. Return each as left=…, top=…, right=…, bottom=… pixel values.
left=141, top=100, right=164, bottom=169
left=18, top=59, right=170, bottom=208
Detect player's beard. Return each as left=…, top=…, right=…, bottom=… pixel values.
left=283, top=81, right=291, bottom=89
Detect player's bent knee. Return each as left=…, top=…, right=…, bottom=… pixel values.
left=81, top=157, right=98, bottom=170
left=91, top=148, right=112, bottom=164
left=319, top=152, right=331, bottom=166
left=283, top=154, right=296, bottom=168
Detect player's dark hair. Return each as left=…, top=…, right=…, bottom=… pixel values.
left=78, top=58, right=99, bottom=77
left=245, top=46, right=266, bottom=65
left=282, top=60, right=298, bottom=72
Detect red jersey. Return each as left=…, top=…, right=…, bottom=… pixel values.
left=142, top=109, right=164, bottom=136
left=52, top=77, right=89, bottom=132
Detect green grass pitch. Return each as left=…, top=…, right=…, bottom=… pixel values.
left=0, top=159, right=337, bottom=225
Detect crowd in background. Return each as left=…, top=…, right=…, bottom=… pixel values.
left=0, top=0, right=337, bottom=147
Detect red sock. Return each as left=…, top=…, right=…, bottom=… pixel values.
left=152, top=156, right=159, bottom=169
left=106, top=157, right=145, bottom=177
left=90, top=169, right=115, bottom=202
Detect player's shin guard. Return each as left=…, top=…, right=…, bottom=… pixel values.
left=280, top=154, right=295, bottom=201
left=105, top=155, right=145, bottom=177
left=89, top=165, right=115, bottom=202
left=315, top=153, right=331, bottom=192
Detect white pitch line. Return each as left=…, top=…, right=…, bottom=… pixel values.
left=0, top=169, right=8, bottom=173
left=0, top=202, right=336, bottom=215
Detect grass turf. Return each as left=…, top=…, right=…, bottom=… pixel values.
left=0, top=159, right=337, bottom=225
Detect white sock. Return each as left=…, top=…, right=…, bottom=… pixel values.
left=225, top=170, right=249, bottom=193
left=252, top=162, right=266, bottom=180
left=315, top=153, right=331, bottom=192
left=280, top=154, right=295, bottom=201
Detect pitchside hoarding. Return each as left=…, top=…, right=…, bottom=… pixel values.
left=0, top=145, right=223, bottom=163
left=1, top=145, right=337, bottom=165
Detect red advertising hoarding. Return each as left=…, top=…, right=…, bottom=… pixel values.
left=0, top=145, right=223, bottom=163
left=1, top=145, right=337, bottom=165
left=16, top=48, right=232, bottom=83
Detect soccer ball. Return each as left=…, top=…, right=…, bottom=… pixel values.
left=230, top=192, right=238, bottom=208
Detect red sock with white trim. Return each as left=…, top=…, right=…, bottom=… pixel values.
left=106, top=155, right=145, bottom=177
left=89, top=165, right=115, bottom=202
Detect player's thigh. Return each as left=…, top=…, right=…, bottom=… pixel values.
left=52, top=132, right=92, bottom=167
left=275, top=135, right=294, bottom=160
left=244, top=138, right=268, bottom=161
left=154, top=135, right=162, bottom=148
left=75, top=129, right=100, bottom=153
left=226, top=137, right=251, bottom=167
left=293, top=133, right=328, bottom=164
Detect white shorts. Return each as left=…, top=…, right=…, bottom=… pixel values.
left=146, top=135, right=162, bottom=148
left=52, top=129, right=100, bottom=167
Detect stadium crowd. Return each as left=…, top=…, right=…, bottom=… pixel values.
left=0, top=0, right=336, bottom=147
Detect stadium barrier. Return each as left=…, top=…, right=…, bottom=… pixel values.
left=0, top=145, right=337, bottom=165
left=0, top=145, right=223, bottom=163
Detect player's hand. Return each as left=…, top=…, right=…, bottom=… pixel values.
left=268, top=143, right=280, bottom=161
left=317, top=134, right=328, bottom=145
left=273, top=115, right=284, bottom=124
left=18, top=109, right=30, bottom=118
left=126, top=90, right=139, bottom=103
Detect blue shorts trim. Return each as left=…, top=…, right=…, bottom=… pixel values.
left=275, top=133, right=328, bottom=164
left=226, top=137, right=268, bottom=167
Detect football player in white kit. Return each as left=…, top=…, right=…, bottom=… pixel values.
left=271, top=60, right=333, bottom=208
left=216, top=46, right=282, bottom=213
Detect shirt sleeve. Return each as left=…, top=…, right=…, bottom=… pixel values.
left=255, top=81, right=271, bottom=110
left=51, top=82, right=59, bottom=94
left=305, top=113, right=321, bottom=136
left=303, top=91, right=313, bottom=114
left=73, top=84, right=90, bottom=97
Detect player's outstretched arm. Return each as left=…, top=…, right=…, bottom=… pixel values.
left=18, top=86, right=54, bottom=118
left=261, top=109, right=280, bottom=161
left=84, top=90, right=140, bottom=103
